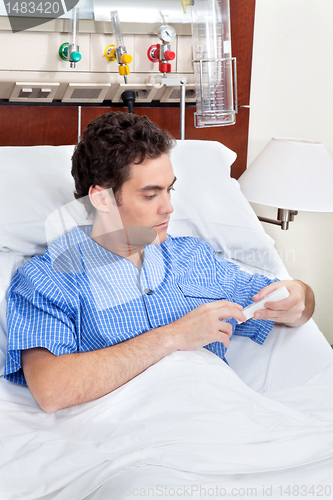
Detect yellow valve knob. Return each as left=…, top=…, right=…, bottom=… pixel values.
left=104, top=44, right=116, bottom=62
left=181, top=0, right=194, bottom=13
left=119, top=65, right=130, bottom=76
left=120, top=53, right=132, bottom=64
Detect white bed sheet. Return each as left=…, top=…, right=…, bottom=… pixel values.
left=227, top=320, right=333, bottom=392
left=1, top=348, right=333, bottom=500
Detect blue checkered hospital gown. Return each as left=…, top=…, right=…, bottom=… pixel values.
left=5, top=226, right=277, bottom=385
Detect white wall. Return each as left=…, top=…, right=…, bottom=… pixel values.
left=248, top=0, right=333, bottom=343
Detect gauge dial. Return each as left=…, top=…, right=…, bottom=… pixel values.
left=158, top=25, right=176, bottom=43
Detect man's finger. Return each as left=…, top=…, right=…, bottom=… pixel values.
left=218, top=322, right=233, bottom=337
left=263, top=297, right=294, bottom=311
left=217, top=307, right=246, bottom=323
left=254, top=311, right=282, bottom=321
left=252, top=282, right=282, bottom=301
left=253, top=309, right=284, bottom=320
left=218, top=330, right=232, bottom=347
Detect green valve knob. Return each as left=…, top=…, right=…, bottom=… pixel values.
left=59, top=42, right=69, bottom=61
left=70, top=51, right=81, bottom=63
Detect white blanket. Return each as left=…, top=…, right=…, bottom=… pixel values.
left=1, top=347, right=333, bottom=500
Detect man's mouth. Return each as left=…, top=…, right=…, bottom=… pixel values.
left=154, top=221, right=169, bottom=228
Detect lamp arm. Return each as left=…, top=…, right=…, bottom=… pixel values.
left=258, top=209, right=298, bottom=230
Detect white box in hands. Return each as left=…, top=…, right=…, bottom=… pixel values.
left=237, top=286, right=290, bottom=324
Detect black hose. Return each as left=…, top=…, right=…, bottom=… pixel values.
left=121, top=90, right=136, bottom=114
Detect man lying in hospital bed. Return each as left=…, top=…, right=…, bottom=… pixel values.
left=0, top=112, right=333, bottom=499
left=4, top=112, right=314, bottom=412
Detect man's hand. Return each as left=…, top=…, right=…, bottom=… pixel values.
left=169, top=300, right=246, bottom=351
left=251, top=280, right=315, bottom=327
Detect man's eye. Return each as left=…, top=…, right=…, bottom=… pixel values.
left=168, top=187, right=175, bottom=193
left=145, top=194, right=156, bottom=200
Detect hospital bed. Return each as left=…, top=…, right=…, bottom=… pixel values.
left=1, top=140, right=333, bottom=499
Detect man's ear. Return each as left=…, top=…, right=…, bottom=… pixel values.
left=88, top=185, right=110, bottom=213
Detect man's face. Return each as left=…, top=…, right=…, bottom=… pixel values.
left=115, top=153, right=176, bottom=244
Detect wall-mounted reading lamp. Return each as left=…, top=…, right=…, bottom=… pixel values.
left=238, top=138, right=333, bottom=230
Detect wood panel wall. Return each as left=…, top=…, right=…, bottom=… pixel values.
left=0, top=0, right=256, bottom=180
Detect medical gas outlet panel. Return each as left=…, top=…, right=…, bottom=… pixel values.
left=0, top=18, right=195, bottom=104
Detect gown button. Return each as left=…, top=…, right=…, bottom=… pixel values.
left=144, top=288, right=153, bottom=295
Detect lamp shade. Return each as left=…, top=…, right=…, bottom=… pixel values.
left=238, top=138, right=333, bottom=212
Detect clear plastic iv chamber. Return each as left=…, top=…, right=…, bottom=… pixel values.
left=192, top=0, right=237, bottom=128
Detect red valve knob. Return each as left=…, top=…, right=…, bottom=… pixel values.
left=147, top=44, right=160, bottom=63
left=152, top=48, right=160, bottom=60
left=159, top=61, right=172, bottom=73
left=164, top=50, right=175, bottom=61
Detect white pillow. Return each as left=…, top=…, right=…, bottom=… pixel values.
left=0, top=145, right=75, bottom=256
left=169, top=141, right=285, bottom=274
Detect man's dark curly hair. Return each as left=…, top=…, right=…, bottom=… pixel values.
left=71, top=111, right=175, bottom=217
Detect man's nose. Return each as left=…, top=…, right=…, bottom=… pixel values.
left=159, top=194, right=174, bottom=214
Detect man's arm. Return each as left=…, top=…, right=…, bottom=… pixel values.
left=22, top=301, right=246, bottom=413
left=251, top=279, right=315, bottom=327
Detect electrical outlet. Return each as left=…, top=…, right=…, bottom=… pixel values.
left=62, top=83, right=111, bottom=103
left=160, top=84, right=196, bottom=103
left=9, top=82, right=60, bottom=102
left=112, top=83, right=159, bottom=103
